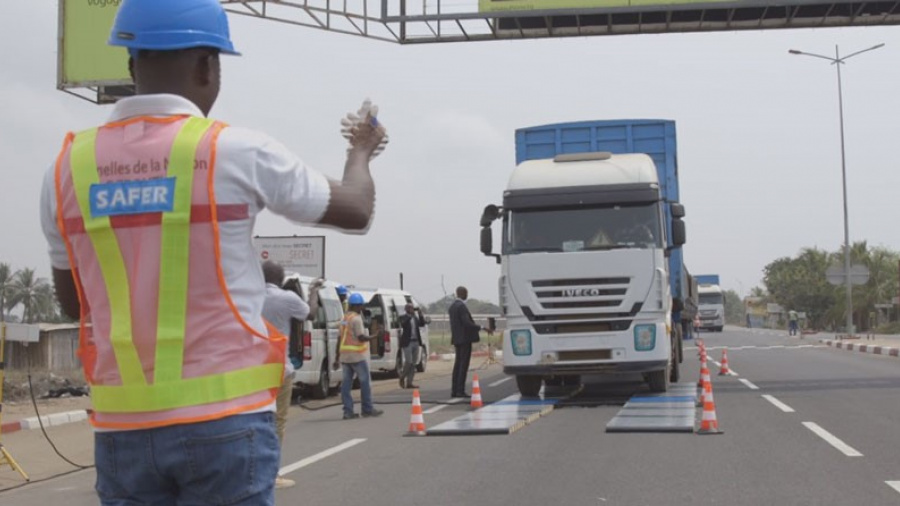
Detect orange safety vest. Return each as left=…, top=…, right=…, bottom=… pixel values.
left=53, top=115, right=285, bottom=429
left=339, top=312, right=368, bottom=354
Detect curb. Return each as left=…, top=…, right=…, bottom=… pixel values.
left=820, top=338, right=900, bottom=358
left=0, top=409, right=91, bottom=435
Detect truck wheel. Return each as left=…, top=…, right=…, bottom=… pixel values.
left=416, top=346, right=427, bottom=373
left=312, top=361, right=330, bottom=399
left=648, top=366, right=669, bottom=393
left=561, top=375, right=581, bottom=386
left=516, top=375, right=543, bottom=397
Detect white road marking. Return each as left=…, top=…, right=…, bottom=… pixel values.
left=489, top=377, right=512, bottom=387
left=761, top=394, right=795, bottom=413
left=280, top=438, right=366, bottom=476
left=802, top=422, right=863, bottom=457
left=885, top=481, right=900, bottom=495
left=446, top=397, right=466, bottom=404
left=739, top=379, right=759, bottom=390
left=424, top=404, right=449, bottom=414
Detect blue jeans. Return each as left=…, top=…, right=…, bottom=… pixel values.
left=341, top=361, right=374, bottom=416
left=94, top=412, right=279, bottom=506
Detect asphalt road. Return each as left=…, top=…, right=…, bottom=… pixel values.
left=4, top=326, right=900, bottom=505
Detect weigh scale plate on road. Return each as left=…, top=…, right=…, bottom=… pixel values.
left=605, top=383, right=698, bottom=433
left=426, top=390, right=572, bottom=436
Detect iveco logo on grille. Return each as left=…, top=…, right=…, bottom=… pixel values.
left=564, top=288, right=602, bottom=297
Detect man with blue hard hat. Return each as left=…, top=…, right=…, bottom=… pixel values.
left=39, top=0, right=387, bottom=504
left=333, top=292, right=383, bottom=420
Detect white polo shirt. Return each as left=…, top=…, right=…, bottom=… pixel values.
left=40, top=93, right=331, bottom=370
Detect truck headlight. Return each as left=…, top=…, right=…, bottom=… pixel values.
left=633, top=324, right=656, bottom=351
left=510, top=329, right=532, bottom=356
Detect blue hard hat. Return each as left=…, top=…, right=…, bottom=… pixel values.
left=108, top=0, right=240, bottom=55
left=336, top=285, right=348, bottom=295
left=348, top=293, right=365, bottom=306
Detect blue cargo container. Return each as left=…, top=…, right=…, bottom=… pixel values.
left=514, top=119, right=688, bottom=322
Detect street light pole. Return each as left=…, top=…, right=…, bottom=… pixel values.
left=788, top=43, right=884, bottom=337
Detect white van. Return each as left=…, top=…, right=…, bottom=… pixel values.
left=352, top=288, right=431, bottom=376
left=281, top=274, right=344, bottom=398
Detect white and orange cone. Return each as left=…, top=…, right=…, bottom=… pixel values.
left=470, top=374, right=484, bottom=409
left=697, top=361, right=711, bottom=407
left=698, top=349, right=708, bottom=388
left=718, top=349, right=732, bottom=376
left=407, top=389, right=426, bottom=435
left=697, top=380, right=722, bottom=435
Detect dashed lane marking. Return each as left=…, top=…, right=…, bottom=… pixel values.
left=424, top=404, right=450, bottom=414
left=762, top=395, right=795, bottom=413
left=489, top=377, right=512, bottom=388
left=739, top=379, right=759, bottom=390
left=802, top=422, right=863, bottom=457
left=280, top=438, right=366, bottom=476
left=885, top=481, right=900, bottom=495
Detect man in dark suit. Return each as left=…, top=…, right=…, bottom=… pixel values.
left=399, top=303, right=426, bottom=389
left=448, top=286, right=487, bottom=398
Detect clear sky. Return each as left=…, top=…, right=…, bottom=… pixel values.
left=3, top=2, right=899, bottom=307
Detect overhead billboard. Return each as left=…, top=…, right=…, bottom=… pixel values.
left=58, top=0, right=133, bottom=103
left=253, top=236, right=326, bottom=279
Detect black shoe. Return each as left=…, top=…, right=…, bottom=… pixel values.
left=399, top=378, right=406, bottom=388
left=452, top=393, right=471, bottom=398
left=342, top=413, right=360, bottom=420
left=362, top=409, right=383, bottom=418
left=407, top=384, right=420, bottom=389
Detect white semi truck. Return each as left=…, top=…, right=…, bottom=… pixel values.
left=696, top=274, right=725, bottom=332
left=479, top=119, right=689, bottom=396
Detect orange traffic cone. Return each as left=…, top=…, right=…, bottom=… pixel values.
left=470, top=374, right=484, bottom=409
left=698, top=350, right=708, bottom=388
left=697, top=339, right=705, bottom=357
left=697, top=380, right=722, bottom=435
left=718, top=349, right=731, bottom=376
left=407, top=389, right=426, bottom=435
left=697, top=361, right=711, bottom=407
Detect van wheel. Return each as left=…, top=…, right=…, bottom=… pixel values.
left=416, top=346, right=427, bottom=373
left=312, top=361, right=330, bottom=399
left=516, top=375, right=542, bottom=397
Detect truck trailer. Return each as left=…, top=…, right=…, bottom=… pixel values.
left=480, top=119, right=689, bottom=395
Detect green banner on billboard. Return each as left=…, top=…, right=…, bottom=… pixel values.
left=60, top=0, right=130, bottom=86
left=479, top=0, right=719, bottom=11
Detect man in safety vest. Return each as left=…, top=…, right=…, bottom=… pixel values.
left=332, top=293, right=384, bottom=420
left=39, top=0, right=386, bottom=503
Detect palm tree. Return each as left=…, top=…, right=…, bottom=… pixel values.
left=0, top=262, right=17, bottom=321
left=9, top=268, right=53, bottom=324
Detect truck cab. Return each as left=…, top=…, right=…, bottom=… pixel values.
left=696, top=275, right=725, bottom=332
left=482, top=151, right=685, bottom=395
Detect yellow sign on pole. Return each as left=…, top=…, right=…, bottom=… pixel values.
left=58, top=0, right=130, bottom=88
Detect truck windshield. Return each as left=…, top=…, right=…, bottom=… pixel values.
left=699, top=293, right=724, bottom=305
left=504, top=203, right=663, bottom=254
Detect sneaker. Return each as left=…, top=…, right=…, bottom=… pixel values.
left=361, top=409, right=384, bottom=418
left=343, top=413, right=360, bottom=420
left=275, top=476, right=296, bottom=489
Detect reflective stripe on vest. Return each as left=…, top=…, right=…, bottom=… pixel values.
left=339, top=312, right=368, bottom=353
left=69, top=117, right=282, bottom=413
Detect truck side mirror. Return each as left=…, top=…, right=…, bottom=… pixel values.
left=670, top=202, right=685, bottom=219
left=480, top=227, right=501, bottom=264
left=671, top=218, right=686, bottom=246
left=480, top=204, right=501, bottom=227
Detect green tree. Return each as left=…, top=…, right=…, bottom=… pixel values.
left=763, top=247, right=836, bottom=329
left=723, top=289, right=743, bottom=325
left=9, top=268, right=54, bottom=324
left=0, top=262, right=17, bottom=321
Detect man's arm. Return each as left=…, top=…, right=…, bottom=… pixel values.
left=53, top=268, right=80, bottom=320
left=318, top=117, right=385, bottom=231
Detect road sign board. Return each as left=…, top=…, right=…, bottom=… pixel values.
left=3, top=323, right=41, bottom=343
left=826, top=264, right=869, bottom=286
left=252, top=236, right=325, bottom=279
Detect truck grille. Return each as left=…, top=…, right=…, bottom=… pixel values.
left=526, top=277, right=636, bottom=334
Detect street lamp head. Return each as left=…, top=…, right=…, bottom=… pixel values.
left=788, top=49, right=802, bottom=55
